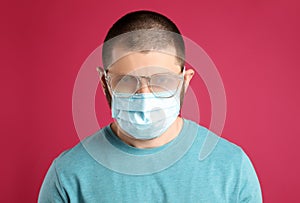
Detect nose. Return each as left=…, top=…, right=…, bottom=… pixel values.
left=136, top=85, right=152, bottom=93
left=136, top=77, right=151, bottom=94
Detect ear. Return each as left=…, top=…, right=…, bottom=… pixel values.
left=96, top=67, right=107, bottom=96
left=183, top=69, right=194, bottom=93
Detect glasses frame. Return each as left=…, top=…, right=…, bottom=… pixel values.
left=97, top=66, right=185, bottom=98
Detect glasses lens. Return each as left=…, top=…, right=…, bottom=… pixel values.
left=110, top=75, right=138, bottom=94
left=150, top=74, right=182, bottom=97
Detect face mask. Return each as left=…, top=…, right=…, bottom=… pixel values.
left=111, top=89, right=181, bottom=140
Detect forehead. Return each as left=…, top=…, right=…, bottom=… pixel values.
left=108, top=51, right=181, bottom=75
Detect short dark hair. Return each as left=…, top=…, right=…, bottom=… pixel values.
left=102, top=10, right=185, bottom=69
left=101, top=10, right=185, bottom=107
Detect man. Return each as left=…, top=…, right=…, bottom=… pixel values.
left=38, top=10, right=262, bottom=202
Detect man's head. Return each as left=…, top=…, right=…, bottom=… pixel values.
left=99, top=10, right=194, bottom=107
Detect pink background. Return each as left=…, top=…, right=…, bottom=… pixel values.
left=1, top=0, right=299, bottom=202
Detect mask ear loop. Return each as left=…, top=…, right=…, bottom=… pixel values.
left=96, top=66, right=107, bottom=81
left=182, top=65, right=186, bottom=76
left=168, top=66, right=186, bottom=98
left=175, top=66, right=186, bottom=99
left=180, top=65, right=186, bottom=88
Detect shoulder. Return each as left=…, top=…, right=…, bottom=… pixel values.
left=53, top=128, right=106, bottom=173
left=185, top=119, right=262, bottom=202
left=186, top=119, right=259, bottom=180
left=185, top=119, right=246, bottom=163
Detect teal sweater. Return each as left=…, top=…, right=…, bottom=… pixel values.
left=38, top=119, right=262, bottom=202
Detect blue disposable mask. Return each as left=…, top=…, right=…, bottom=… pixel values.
left=111, top=89, right=182, bottom=140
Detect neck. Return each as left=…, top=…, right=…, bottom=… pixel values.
left=110, top=117, right=183, bottom=149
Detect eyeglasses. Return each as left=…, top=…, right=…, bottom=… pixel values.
left=97, top=67, right=185, bottom=98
